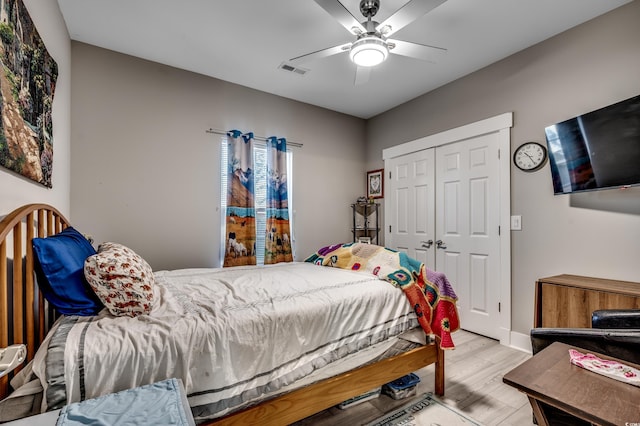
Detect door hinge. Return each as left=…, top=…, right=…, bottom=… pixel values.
left=498, top=149, right=500, bottom=159
left=498, top=225, right=501, bottom=236
left=498, top=302, right=501, bottom=313
left=389, top=170, right=392, bottom=179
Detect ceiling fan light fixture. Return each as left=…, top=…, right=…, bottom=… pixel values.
left=349, top=36, right=388, bottom=67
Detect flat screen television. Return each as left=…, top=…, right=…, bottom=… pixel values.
left=544, top=94, right=640, bottom=195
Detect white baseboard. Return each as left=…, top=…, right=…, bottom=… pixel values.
left=507, top=330, right=532, bottom=354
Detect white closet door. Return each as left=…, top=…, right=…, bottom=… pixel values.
left=383, top=113, right=512, bottom=344
left=436, top=133, right=501, bottom=339
left=385, top=134, right=502, bottom=339
left=386, top=149, right=436, bottom=268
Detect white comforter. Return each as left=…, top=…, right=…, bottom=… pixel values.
left=34, top=262, right=419, bottom=421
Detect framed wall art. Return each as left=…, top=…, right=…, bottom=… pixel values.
left=0, top=0, right=58, bottom=187
left=366, top=169, right=384, bottom=199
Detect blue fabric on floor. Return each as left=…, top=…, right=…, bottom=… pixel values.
left=56, top=378, right=195, bottom=426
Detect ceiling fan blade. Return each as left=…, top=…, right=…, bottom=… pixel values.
left=387, top=39, right=446, bottom=63
left=313, top=0, right=366, bottom=35
left=354, top=66, right=371, bottom=85
left=376, top=0, right=446, bottom=37
left=289, top=43, right=351, bottom=64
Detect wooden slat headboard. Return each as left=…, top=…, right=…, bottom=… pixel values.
left=0, top=203, right=69, bottom=400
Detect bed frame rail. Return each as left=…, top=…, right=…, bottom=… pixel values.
left=206, top=342, right=444, bottom=426
left=0, top=203, right=69, bottom=400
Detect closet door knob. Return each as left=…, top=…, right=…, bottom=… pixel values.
left=421, top=240, right=433, bottom=249
left=436, top=240, right=447, bottom=250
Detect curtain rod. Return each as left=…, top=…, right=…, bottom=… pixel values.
left=205, top=128, right=303, bottom=148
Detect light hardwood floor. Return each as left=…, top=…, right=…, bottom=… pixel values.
left=294, top=330, right=535, bottom=426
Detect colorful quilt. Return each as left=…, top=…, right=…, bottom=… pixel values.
left=305, top=243, right=460, bottom=349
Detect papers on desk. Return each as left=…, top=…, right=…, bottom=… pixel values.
left=569, top=349, right=640, bottom=387
left=56, top=378, right=195, bottom=426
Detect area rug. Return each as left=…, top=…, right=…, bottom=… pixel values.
left=366, top=393, right=482, bottom=426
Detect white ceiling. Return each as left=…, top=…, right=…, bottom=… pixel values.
left=57, top=0, right=631, bottom=119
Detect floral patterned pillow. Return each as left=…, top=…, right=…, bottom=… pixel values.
left=84, top=242, right=154, bottom=317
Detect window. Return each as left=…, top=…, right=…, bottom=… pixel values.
left=220, top=138, right=294, bottom=265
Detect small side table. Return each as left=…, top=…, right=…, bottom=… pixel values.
left=503, top=341, right=640, bottom=426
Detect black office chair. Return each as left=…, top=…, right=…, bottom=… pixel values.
left=530, top=309, right=640, bottom=364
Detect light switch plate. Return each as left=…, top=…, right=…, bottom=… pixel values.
left=511, top=215, right=522, bottom=231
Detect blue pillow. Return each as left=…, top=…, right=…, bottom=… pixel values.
left=32, top=227, right=103, bottom=316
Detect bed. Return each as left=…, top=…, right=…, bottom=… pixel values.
left=0, top=203, right=458, bottom=425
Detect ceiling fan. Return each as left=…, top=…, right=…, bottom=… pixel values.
left=289, top=0, right=447, bottom=85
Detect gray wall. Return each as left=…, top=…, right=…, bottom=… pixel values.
left=0, top=1, right=71, bottom=217
left=69, top=43, right=366, bottom=270
left=9, top=2, right=639, bottom=342
left=367, top=1, right=640, bottom=335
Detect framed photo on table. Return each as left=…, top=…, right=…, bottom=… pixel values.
left=366, top=169, right=384, bottom=199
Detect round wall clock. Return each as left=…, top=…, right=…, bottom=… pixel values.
left=514, top=142, right=547, bottom=172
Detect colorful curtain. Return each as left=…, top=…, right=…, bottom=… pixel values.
left=264, top=137, right=293, bottom=264
left=224, top=130, right=257, bottom=266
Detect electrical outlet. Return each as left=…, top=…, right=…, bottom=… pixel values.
left=511, top=215, right=522, bottom=231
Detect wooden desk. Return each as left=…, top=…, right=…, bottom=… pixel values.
left=503, top=342, right=640, bottom=426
